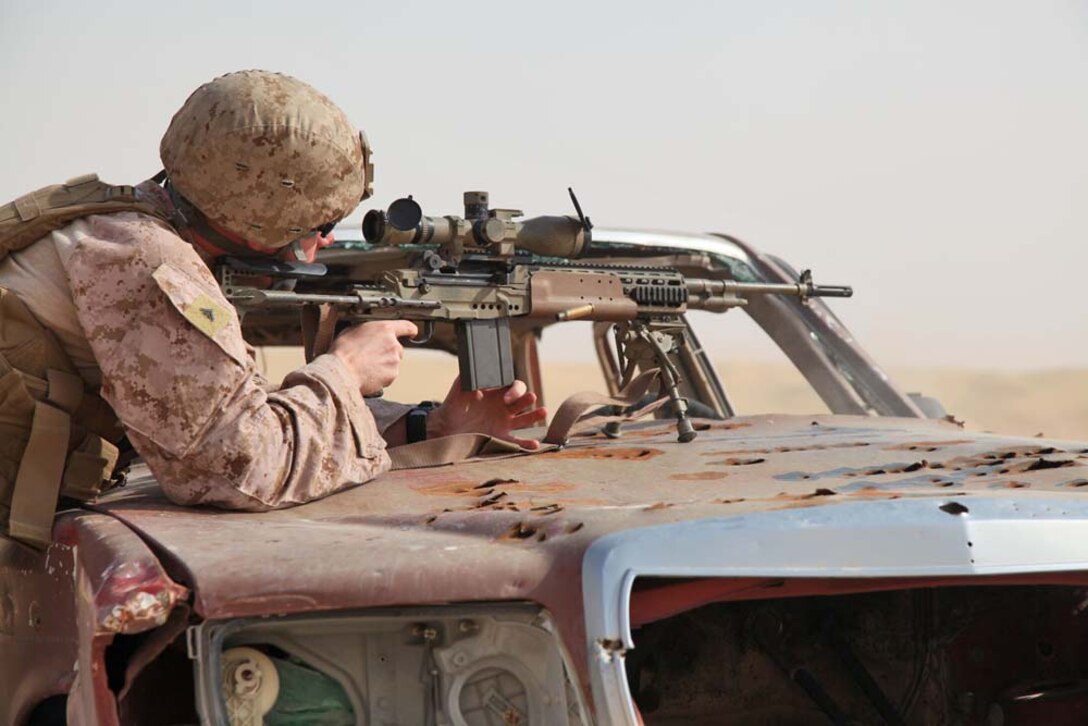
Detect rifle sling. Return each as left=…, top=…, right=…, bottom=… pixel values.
left=388, top=368, right=666, bottom=470
left=300, top=303, right=337, bottom=362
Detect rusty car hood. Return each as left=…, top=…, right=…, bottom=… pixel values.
left=91, top=414, right=1088, bottom=623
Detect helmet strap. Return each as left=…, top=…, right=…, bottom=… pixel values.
left=164, top=182, right=271, bottom=259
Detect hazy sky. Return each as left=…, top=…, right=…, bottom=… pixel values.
left=2, top=1, right=1085, bottom=369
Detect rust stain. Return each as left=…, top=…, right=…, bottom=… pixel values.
left=500, top=481, right=576, bottom=493
left=612, top=425, right=673, bottom=439
left=644, top=502, right=673, bottom=511
left=565, top=522, right=585, bottom=534
left=551, top=496, right=612, bottom=507
left=501, top=521, right=539, bottom=541
left=1018, top=458, right=1076, bottom=472
left=475, top=491, right=508, bottom=508
left=101, top=590, right=176, bottom=633
left=845, top=461, right=928, bottom=477
left=476, top=478, right=518, bottom=490
left=417, top=478, right=574, bottom=497
left=710, top=457, right=766, bottom=467
left=692, top=422, right=752, bottom=432
left=415, top=479, right=479, bottom=496
left=548, top=447, right=664, bottom=461
left=771, top=487, right=901, bottom=511
left=702, top=442, right=868, bottom=456
left=669, top=471, right=730, bottom=481
left=929, top=449, right=1079, bottom=476
left=716, top=497, right=746, bottom=504
left=886, top=439, right=975, bottom=451
left=802, top=488, right=837, bottom=499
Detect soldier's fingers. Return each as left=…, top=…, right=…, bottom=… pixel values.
left=509, top=407, right=547, bottom=430
left=388, top=320, right=419, bottom=339
left=505, top=390, right=537, bottom=413
left=503, top=380, right=528, bottom=404
left=506, top=435, right=541, bottom=450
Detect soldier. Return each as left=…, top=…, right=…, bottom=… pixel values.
left=0, top=70, right=546, bottom=548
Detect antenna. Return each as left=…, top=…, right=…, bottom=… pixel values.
left=568, top=187, right=593, bottom=231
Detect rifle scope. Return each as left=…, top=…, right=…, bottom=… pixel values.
left=362, top=191, right=590, bottom=259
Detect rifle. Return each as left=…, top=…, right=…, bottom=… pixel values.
left=216, top=190, right=851, bottom=442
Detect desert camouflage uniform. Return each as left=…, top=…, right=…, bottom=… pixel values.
left=0, top=182, right=395, bottom=510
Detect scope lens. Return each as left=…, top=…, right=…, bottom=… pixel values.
left=388, top=197, right=423, bottom=231
left=361, top=209, right=385, bottom=242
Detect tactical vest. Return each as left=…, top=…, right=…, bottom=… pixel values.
left=0, top=174, right=169, bottom=548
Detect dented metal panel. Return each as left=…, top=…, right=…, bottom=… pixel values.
left=0, top=512, right=187, bottom=725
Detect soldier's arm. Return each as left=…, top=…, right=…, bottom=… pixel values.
left=60, top=212, right=390, bottom=510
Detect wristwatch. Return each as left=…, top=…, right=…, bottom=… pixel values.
left=406, top=401, right=439, bottom=443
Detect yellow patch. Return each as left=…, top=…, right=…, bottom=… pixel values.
left=182, top=293, right=230, bottom=338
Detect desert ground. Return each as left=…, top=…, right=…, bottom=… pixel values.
left=258, top=348, right=1088, bottom=442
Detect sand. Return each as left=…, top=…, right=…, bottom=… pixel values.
left=257, top=348, right=1088, bottom=442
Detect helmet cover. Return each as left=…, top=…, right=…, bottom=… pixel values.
left=161, top=70, right=372, bottom=249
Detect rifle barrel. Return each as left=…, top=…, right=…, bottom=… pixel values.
left=687, top=279, right=853, bottom=299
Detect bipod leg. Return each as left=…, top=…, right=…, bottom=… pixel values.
left=603, top=347, right=640, bottom=439
left=635, top=325, right=696, bottom=443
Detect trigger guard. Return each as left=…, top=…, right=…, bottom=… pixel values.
left=407, top=321, right=434, bottom=345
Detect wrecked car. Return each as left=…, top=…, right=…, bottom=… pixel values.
left=4, top=223, right=1088, bottom=726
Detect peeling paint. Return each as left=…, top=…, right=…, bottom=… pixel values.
left=594, top=637, right=628, bottom=663
left=101, top=590, right=174, bottom=633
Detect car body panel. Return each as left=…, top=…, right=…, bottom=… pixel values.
left=87, top=414, right=1088, bottom=711
left=1, top=512, right=187, bottom=725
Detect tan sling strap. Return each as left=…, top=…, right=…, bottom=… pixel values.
left=0, top=173, right=168, bottom=261
left=301, top=303, right=338, bottom=362
left=388, top=369, right=667, bottom=470
left=541, top=368, right=665, bottom=446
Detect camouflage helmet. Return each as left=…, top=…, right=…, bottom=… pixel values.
left=160, top=70, right=373, bottom=250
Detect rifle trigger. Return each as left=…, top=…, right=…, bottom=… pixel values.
left=408, top=320, right=435, bottom=346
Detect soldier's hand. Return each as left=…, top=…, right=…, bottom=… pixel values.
left=329, top=320, right=419, bottom=396
left=427, top=378, right=548, bottom=449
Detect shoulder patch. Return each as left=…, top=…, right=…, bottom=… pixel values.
left=183, top=291, right=231, bottom=338
left=152, top=262, right=247, bottom=366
